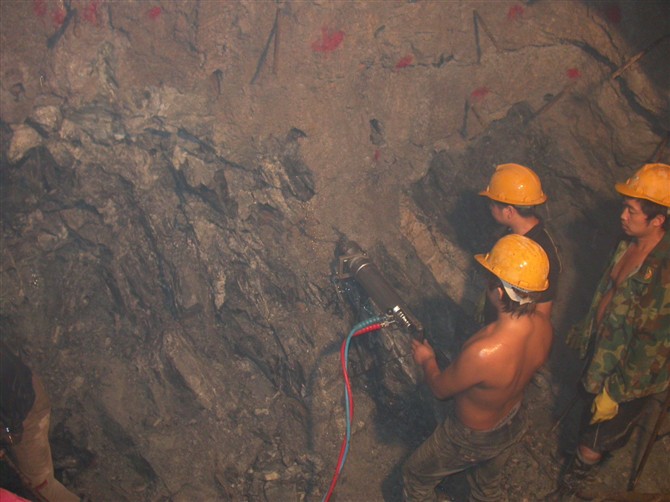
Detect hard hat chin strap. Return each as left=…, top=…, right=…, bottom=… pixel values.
left=501, top=280, right=533, bottom=305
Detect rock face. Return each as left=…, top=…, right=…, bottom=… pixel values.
left=1, top=1, right=668, bottom=501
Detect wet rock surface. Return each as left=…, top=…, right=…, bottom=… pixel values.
left=1, top=1, right=669, bottom=501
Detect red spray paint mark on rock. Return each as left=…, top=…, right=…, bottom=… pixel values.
left=395, top=55, right=413, bottom=69
left=147, top=6, right=162, bottom=20
left=52, top=7, right=67, bottom=26
left=602, top=4, right=622, bottom=24
left=33, top=0, right=47, bottom=17
left=507, top=4, right=524, bottom=21
left=83, top=1, right=100, bottom=25
left=566, top=68, right=581, bottom=80
left=470, top=87, right=490, bottom=102
left=374, top=149, right=382, bottom=162
left=311, top=26, right=344, bottom=53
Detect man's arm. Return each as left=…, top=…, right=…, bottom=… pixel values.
left=412, top=339, right=487, bottom=400
left=585, top=260, right=669, bottom=399
left=602, top=264, right=670, bottom=402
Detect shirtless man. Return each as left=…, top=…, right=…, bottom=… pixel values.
left=564, top=163, right=669, bottom=489
left=403, top=234, right=553, bottom=501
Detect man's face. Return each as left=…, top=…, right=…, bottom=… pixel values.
left=488, top=201, right=508, bottom=225
left=620, top=198, right=654, bottom=237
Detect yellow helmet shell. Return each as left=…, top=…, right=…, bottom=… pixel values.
left=475, top=234, right=549, bottom=292
left=479, top=163, right=547, bottom=206
left=615, top=163, right=670, bottom=207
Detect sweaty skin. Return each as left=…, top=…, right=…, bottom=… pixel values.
left=535, top=301, right=553, bottom=319
left=412, top=287, right=553, bottom=431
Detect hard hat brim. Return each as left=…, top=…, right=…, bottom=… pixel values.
left=615, top=182, right=670, bottom=207
left=478, top=189, right=547, bottom=206
left=474, top=251, right=549, bottom=292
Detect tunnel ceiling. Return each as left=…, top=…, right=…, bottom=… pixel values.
left=1, top=1, right=669, bottom=500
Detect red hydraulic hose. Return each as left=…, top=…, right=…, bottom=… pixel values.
left=322, top=323, right=384, bottom=502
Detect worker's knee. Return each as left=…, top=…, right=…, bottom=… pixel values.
left=401, top=457, right=434, bottom=502
left=577, top=444, right=602, bottom=465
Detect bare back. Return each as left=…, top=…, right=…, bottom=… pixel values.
left=454, top=311, right=553, bottom=430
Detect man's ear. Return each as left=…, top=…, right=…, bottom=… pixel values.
left=650, top=214, right=666, bottom=229
left=488, top=284, right=503, bottom=301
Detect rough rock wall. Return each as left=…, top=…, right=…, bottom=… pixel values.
left=1, top=1, right=669, bottom=500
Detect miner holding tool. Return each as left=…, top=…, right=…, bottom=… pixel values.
left=1, top=341, right=80, bottom=502
left=478, top=163, right=561, bottom=322
left=561, top=163, right=669, bottom=492
left=402, top=234, right=553, bottom=501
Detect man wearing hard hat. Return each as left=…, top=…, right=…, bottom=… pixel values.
left=563, top=163, right=670, bottom=491
left=478, top=163, right=562, bottom=321
left=403, top=234, right=553, bottom=501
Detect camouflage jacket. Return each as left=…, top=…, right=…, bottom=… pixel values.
left=571, top=231, right=669, bottom=403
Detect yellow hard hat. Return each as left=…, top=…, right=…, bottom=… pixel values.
left=615, top=163, right=670, bottom=208
left=479, top=163, right=547, bottom=205
left=475, top=234, right=549, bottom=292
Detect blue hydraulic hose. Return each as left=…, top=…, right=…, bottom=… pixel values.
left=322, top=315, right=386, bottom=502
left=342, top=316, right=386, bottom=465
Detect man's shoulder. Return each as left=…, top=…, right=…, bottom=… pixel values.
left=651, top=230, right=670, bottom=260
left=526, top=221, right=549, bottom=242
left=525, top=221, right=560, bottom=258
left=469, top=318, right=535, bottom=349
left=462, top=327, right=499, bottom=355
left=493, top=314, right=551, bottom=342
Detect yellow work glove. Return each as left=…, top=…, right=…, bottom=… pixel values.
left=590, top=387, right=619, bottom=424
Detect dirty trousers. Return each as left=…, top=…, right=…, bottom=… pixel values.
left=578, top=391, right=654, bottom=455
left=10, top=375, right=79, bottom=502
left=402, top=405, right=527, bottom=502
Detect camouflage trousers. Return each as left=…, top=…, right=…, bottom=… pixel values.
left=402, top=405, right=527, bottom=502
left=578, top=390, right=655, bottom=455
